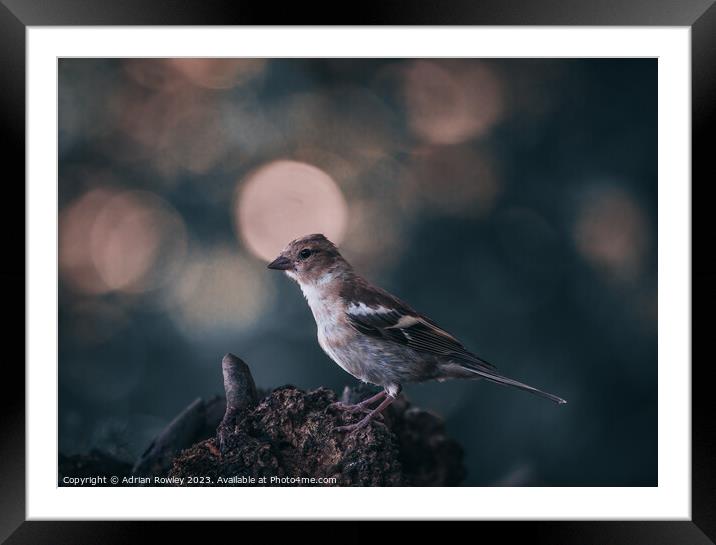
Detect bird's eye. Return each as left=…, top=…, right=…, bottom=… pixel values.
left=299, top=248, right=312, bottom=260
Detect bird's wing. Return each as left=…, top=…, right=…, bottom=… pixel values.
left=343, top=283, right=497, bottom=371
left=342, top=280, right=567, bottom=405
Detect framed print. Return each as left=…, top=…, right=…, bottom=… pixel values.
left=2, top=0, right=713, bottom=542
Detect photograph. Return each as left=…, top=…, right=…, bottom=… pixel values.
left=56, top=57, right=658, bottom=487
left=1, top=0, right=707, bottom=537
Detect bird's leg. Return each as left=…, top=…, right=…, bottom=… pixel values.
left=335, top=393, right=396, bottom=433
left=329, top=390, right=387, bottom=414
left=354, top=390, right=388, bottom=409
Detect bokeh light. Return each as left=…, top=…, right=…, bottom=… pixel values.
left=110, top=58, right=268, bottom=179
left=60, top=188, right=118, bottom=294
left=574, top=186, right=649, bottom=280
left=402, top=60, right=504, bottom=145
left=59, top=189, right=187, bottom=295
left=109, top=82, right=232, bottom=177
left=235, top=160, right=349, bottom=261
left=167, top=245, right=274, bottom=338
left=277, top=88, right=403, bottom=170
left=402, top=145, right=501, bottom=216
left=124, top=58, right=265, bottom=91
left=168, top=58, right=266, bottom=90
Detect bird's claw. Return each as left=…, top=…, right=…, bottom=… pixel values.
left=328, top=401, right=377, bottom=415
left=334, top=413, right=386, bottom=433
left=335, top=420, right=386, bottom=433
left=335, top=421, right=369, bottom=433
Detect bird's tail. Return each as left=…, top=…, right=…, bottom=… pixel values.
left=460, top=363, right=567, bottom=405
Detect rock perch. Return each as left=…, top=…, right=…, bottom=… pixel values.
left=168, top=353, right=465, bottom=486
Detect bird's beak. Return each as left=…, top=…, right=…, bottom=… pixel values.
left=267, top=255, right=293, bottom=271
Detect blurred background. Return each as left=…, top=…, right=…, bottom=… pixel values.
left=58, top=58, right=657, bottom=486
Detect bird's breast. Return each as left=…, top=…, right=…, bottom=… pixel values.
left=299, top=282, right=347, bottom=349
left=298, top=280, right=372, bottom=381
left=314, top=307, right=350, bottom=357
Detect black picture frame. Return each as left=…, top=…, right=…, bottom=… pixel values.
left=2, top=1, right=711, bottom=542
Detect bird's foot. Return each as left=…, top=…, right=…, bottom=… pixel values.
left=334, top=413, right=383, bottom=433
left=334, top=394, right=396, bottom=434
left=328, top=401, right=383, bottom=417
left=330, top=402, right=385, bottom=425
left=331, top=389, right=388, bottom=413
left=329, top=389, right=387, bottom=415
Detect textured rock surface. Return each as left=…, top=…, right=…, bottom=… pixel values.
left=169, top=384, right=465, bottom=486
left=58, top=355, right=466, bottom=486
